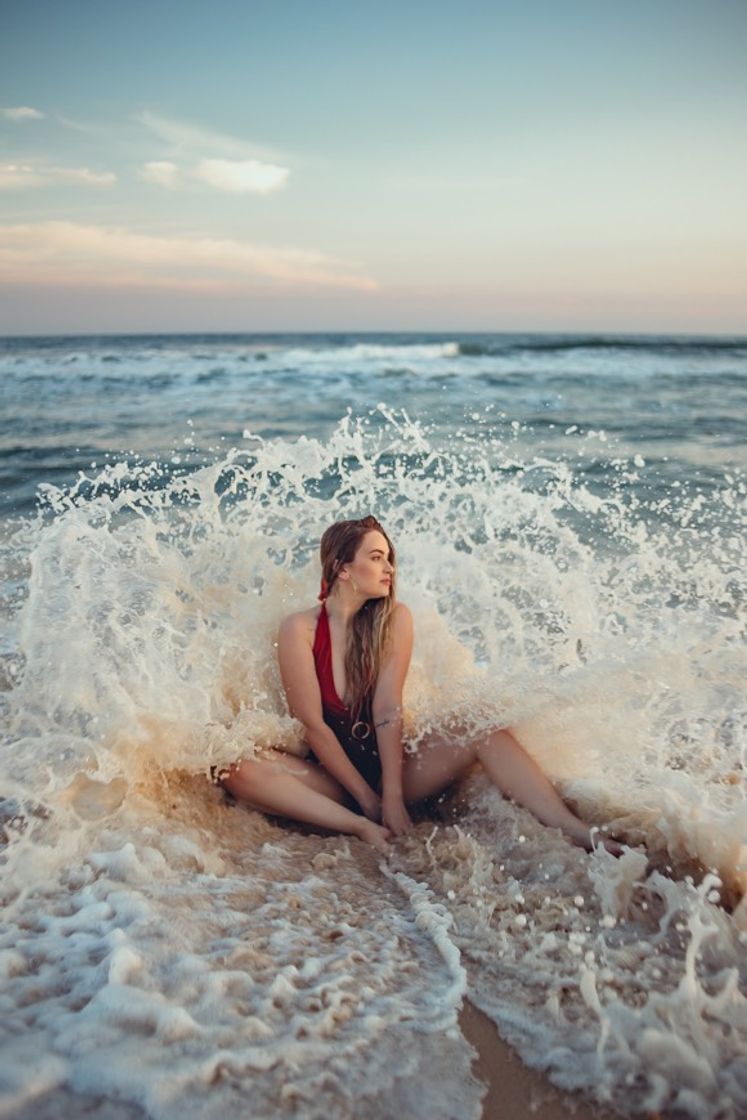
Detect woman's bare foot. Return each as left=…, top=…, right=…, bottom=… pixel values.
left=356, top=819, right=393, bottom=854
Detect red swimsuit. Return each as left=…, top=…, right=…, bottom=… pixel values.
left=309, top=601, right=382, bottom=794
left=312, top=600, right=350, bottom=716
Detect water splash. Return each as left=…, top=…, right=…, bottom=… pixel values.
left=1, top=409, right=745, bottom=1118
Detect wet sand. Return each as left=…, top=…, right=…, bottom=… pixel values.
left=460, top=999, right=617, bottom=1120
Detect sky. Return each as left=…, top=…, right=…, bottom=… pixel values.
left=1, top=0, right=746, bottom=335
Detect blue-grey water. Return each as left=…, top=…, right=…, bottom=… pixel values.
left=2, top=332, right=746, bottom=517
left=0, top=333, right=745, bottom=1120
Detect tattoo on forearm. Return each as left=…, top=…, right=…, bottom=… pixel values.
left=374, top=709, right=402, bottom=730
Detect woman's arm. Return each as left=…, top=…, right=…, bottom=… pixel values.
left=277, top=613, right=379, bottom=811
left=372, top=603, right=414, bottom=832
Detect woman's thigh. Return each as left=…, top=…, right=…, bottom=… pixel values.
left=401, top=724, right=479, bottom=805
left=219, top=748, right=350, bottom=806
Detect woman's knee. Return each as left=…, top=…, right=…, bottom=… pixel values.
left=219, top=756, right=276, bottom=798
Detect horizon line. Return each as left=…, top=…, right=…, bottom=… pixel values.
left=2, top=327, right=747, bottom=342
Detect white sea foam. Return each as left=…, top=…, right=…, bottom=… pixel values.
left=1, top=410, right=745, bottom=1118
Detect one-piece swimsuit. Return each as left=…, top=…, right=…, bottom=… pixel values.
left=308, top=601, right=382, bottom=793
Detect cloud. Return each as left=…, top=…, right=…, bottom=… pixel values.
left=192, top=158, right=288, bottom=195
left=0, top=163, right=116, bottom=190
left=135, top=110, right=290, bottom=193
left=49, top=166, right=117, bottom=185
left=140, top=160, right=180, bottom=188
left=0, top=221, right=379, bottom=292
left=136, top=109, right=283, bottom=162
left=140, top=157, right=288, bottom=194
left=55, top=114, right=109, bottom=135
left=2, top=106, right=44, bottom=121
left=0, top=164, right=43, bottom=189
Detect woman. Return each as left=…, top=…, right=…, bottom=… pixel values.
left=219, top=516, right=623, bottom=856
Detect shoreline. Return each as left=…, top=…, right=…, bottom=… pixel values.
left=460, top=998, right=617, bottom=1120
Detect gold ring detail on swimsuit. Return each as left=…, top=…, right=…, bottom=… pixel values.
left=351, top=721, right=370, bottom=740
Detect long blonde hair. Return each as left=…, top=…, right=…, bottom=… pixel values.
left=319, top=515, right=397, bottom=723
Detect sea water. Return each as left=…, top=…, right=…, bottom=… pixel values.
left=0, top=333, right=745, bottom=1119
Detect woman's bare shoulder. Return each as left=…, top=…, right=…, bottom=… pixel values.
left=388, top=600, right=413, bottom=639
left=278, top=606, right=320, bottom=643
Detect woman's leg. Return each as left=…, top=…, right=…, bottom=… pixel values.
left=401, top=726, right=620, bottom=852
left=218, top=749, right=391, bottom=852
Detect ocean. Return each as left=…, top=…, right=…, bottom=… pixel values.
left=0, top=332, right=745, bottom=1119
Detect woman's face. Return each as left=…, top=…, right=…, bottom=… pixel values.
left=342, top=529, right=394, bottom=598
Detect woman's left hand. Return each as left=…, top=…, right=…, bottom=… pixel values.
left=381, top=792, right=414, bottom=837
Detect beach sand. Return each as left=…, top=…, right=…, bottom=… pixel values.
left=460, top=999, right=615, bottom=1120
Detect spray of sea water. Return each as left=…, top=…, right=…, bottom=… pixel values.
left=1, top=408, right=745, bottom=1119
